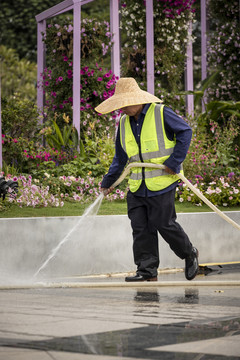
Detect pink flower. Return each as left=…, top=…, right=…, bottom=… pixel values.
left=97, top=77, right=103, bottom=81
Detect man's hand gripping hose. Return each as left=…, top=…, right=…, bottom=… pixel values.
left=103, top=162, right=240, bottom=231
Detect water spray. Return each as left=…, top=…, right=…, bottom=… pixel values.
left=33, top=192, right=104, bottom=278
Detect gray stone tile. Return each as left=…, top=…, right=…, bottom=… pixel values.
left=148, top=334, right=240, bottom=357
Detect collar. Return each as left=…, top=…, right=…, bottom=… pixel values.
left=142, top=103, right=151, bottom=115
left=129, top=103, right=151, bottom=122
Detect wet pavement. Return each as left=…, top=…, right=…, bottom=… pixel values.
left=0, top=272, right=240, bottom=360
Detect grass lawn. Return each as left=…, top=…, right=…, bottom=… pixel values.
left=0, top=200, right=239, bottom=218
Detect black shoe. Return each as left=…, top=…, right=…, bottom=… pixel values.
left=125, top=274, right=158, bottom=282
left=185, top=247, right=199, bottom=280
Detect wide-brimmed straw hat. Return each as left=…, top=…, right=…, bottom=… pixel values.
left=95, top=77, right=162, bottom=114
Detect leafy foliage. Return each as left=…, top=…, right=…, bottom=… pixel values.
left=0, top=0, right=60, bottom=61
left=1, top=95, right=41, bottom=140
left=184, top=116, right=239, bottom=183
left=1, top=0, right=240, bottom=209
left=120, top=0, right=196, bottom=112
left=0, top=46, right=37, bottom=101
left=207, top=0, right=240, bottom=102
left=42, top=113, right=79, bottom=151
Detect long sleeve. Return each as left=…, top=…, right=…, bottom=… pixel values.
left=163, top=107, right=192, bottom=174
left=101, top=127, right=128, bottom=188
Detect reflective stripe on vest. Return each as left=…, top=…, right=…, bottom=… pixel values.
left=120, top=104, right=173, bottom=161
left=130, top=168, right=166, bottom=180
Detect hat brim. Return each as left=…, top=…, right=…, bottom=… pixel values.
left=95, top=89, right=163, bottom=114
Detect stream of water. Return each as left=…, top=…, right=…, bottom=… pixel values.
left=33, top=193, right=104, bottom=279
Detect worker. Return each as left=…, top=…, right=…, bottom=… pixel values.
left=95, top=77, right=199, bottom=281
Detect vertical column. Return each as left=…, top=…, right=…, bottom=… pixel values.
left=201, top=0, right=207, bottom=110
left=201, top=0, right=207, bottom=81
left=185, top=21, right=194, bottom=117
left=146, top=0, right=155, bottom=94
left=73, top=0, right=81, bottom=140
left=37, top=20, right=46, bottom=122
left=110, top=0, right=120, bottom=79
left=0, top=76, right=2, bottom=169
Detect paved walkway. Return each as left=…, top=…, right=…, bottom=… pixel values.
left=0, top=272, right=240, bottom=360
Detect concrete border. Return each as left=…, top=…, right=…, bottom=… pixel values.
left=0, top=211, right=239, bottom=280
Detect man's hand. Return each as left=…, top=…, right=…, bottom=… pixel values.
left=101, top=187, right=114, bottom=196
left=164, top=166, right=176, bottom=175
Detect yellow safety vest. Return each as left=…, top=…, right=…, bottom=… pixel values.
left=120, top=103, right=183, bottom=192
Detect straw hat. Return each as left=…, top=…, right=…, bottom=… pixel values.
left=95, top=77, right=162, bottom=114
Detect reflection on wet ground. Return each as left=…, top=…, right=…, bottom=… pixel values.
left=133, top=288, right=199, bottom=304
left=2, top=316, right=240, bottom=359
left=1, top=272, right=240, bottom=359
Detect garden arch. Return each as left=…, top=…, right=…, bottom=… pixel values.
left=0, top=0, right=207, bottom=168
left=35, top=0, right=205, bottom=134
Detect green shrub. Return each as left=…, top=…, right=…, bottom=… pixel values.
left=1, top=95, right=41, bottom=140
left=184, top=115, right=239, bottom=183
left=0, top=46, right=37, bottom=101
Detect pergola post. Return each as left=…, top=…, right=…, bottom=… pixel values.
left=72, top=0, right=81, bottom=136
left=110, top=0, right=120, bottom=79
left=201, top=0, right=207, bottom=110
left=201, top=0, right=207, bottom=81
left=185, top=21, right=194, bottom=118
left=146, top=0, right=155, bottom=94
left=37, top=20, right=46, bottom=121
left=0, top=77, right=2, bottom=170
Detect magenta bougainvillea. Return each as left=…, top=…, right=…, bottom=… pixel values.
left=40, top=17, right=119, bottom=138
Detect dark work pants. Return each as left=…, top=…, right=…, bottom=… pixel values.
left=127, top=188, right=193, bottom=278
